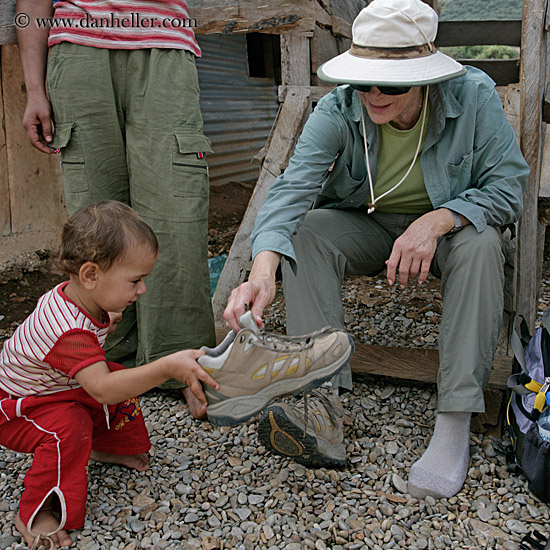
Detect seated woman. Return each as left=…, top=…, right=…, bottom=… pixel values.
left=223, top=0, right=529, bottom=499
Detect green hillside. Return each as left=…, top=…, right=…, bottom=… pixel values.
left=439, top=0, right=523, bottom=20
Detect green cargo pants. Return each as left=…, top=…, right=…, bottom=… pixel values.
left=281, top=208, right=505, bottom=413
left=47, top=43, right=216, bottom=388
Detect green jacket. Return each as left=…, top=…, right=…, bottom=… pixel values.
left=251, top=66, right=529, bottom=266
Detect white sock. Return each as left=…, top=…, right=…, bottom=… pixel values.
left=408, top=411, right=471, bottom=499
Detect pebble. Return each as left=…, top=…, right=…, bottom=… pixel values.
left=392, top=473, right=408, bottom=494
left=506, top=519, right=529, bottom=534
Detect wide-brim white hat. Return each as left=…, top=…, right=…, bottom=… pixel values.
left=318, top=0, right=466, bottom=86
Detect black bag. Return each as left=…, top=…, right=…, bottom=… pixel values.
left=506, top=311, right=550, bottom=502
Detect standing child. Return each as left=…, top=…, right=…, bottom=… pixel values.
left=0, top=201, right=219, bottom=548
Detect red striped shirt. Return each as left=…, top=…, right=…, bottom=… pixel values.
left=48, top=1, right=201, bottom=56
left=0, top=283, right=110, bottom=397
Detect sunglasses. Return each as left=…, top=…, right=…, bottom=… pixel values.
left=351, top=84, right=412, bottom=96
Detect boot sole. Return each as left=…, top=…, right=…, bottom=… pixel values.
left=257, top=406, right=347, bottom=468
left=206, top=336, right=354, bottom=427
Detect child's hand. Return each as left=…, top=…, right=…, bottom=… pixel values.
left=108, top=311, right=123, bottom=334
left=169, top=349, right=219, bottom=407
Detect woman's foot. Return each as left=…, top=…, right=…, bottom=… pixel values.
left=90, top=451, right=149, bottom=471
left=15, top=510, right=73, bottom=548
left=182, top=386, right=207, bottom=419
left=408, top=411, right=471, bottom=499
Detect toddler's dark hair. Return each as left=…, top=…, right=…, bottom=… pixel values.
left=58, top=201, right=159, bottom=275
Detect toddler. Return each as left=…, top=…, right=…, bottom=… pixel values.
left=0, top=201, right=218, bottom=548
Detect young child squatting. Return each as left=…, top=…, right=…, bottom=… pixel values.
left=0, top=201, right=218, bottom=548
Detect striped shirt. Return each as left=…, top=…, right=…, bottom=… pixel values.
left=48, top=1, right=201, bottom=56
left=0, top=282, right=110, bottom=398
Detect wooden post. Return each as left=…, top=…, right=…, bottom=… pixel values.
left=211, top=87, right=311, bottom=324
left=2, top=45, right=65, bottom=234
left=0, top=49, right=10, bottom=235
left=0, top=0, right=16, bottom=46
left=516, top=0, right=547, bottom=329
left=280, top=34, right=311, bottom=86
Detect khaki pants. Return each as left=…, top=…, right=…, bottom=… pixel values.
left=282, top=208, right=504, bottom=413
left=47, top=43, right=215, bottom=387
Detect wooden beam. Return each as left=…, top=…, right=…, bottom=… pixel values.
left=503, top=84, right=521, bottom=142
left=537, top=124, right=550, bottom=225
left=458, top=59, right=519, bottom=87
left=436, top=20, right=522, bottom=48
left=517, top=0, right=547, bottom=330
left=315, top=2, right=332, bottom=28
left=545, top=5, right=550, bottom=124
left=544, top=84, right=550, bottom=123
left=280, top=34, right=311, bottom=86
left=211, top=87, right=312, bottom=324
left=350, top=343, right=512, bottom=390
left=471, top=388, right=503, bottom=435
left=278, top=84, right=335, bottom=103
left=2, top=45, right=66, bottom=233
left=0, top=48, right=9, bottom=234
left=329, top=0, right=368, bottom=24
left=421, top=0, right=437, bottom=9
left=311, top=24, right=339, bottom=73
left=331, top=15, right=352, bottom=39
left=189, top=1, right=315, bottom=36
left=0, top=1, right=317, bottom=42
left=0, top=1, right=16, bottom=46
left=496, top=85, right=522, bottom=356
left=539, top=125, right=550, bottom=198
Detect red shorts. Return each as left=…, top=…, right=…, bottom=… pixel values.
left=0, top=362, right=150, bottom=532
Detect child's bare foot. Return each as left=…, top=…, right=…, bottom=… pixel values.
left=15, top=511, right=73, bottom=548
left=90, top=451, right=149, bottom=471
left=182, top=386, right=207, bottom=420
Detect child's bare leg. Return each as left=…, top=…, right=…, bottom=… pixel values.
left=182, top=386, right=207, bottom=420
left=90, top=450, right=149, bottom=471
left=15, top=508, right=72, bottom=548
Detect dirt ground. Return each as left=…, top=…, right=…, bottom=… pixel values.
left=0, top=182, right=253, bottom=343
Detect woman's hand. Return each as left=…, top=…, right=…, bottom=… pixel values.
left=386, top=209, right=460, bottom=287
left=223, top=251, right=281, bottom=333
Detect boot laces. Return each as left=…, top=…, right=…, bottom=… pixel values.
left=241, top=330, right=314, bottom=352
left=300, top=387, right=337, bottom=437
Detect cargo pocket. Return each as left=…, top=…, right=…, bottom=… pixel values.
left=172, top=132, right=212, bottom=222
left=50, top=122, right=89, bottom=193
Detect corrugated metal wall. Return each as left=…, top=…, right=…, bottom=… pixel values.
left=196, top=34, right=279, bottom=187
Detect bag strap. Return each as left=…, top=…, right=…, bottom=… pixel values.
left=515, top=391, right=542, bottom=423
left=541, top=322, right=550, bottom=379
left=511, top=314, right=531, bottom=375
left=507, top=373, right=542, bottom=395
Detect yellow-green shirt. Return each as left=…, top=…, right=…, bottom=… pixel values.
left=371, top=102, right=432, bottom=213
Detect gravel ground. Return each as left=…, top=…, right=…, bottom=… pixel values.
left=1, top=260, right=550, bottom=549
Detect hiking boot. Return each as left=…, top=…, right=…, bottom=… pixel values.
left=197, top=312, right=354, bottom=427
left=257, top=387, right=347, bottom=468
